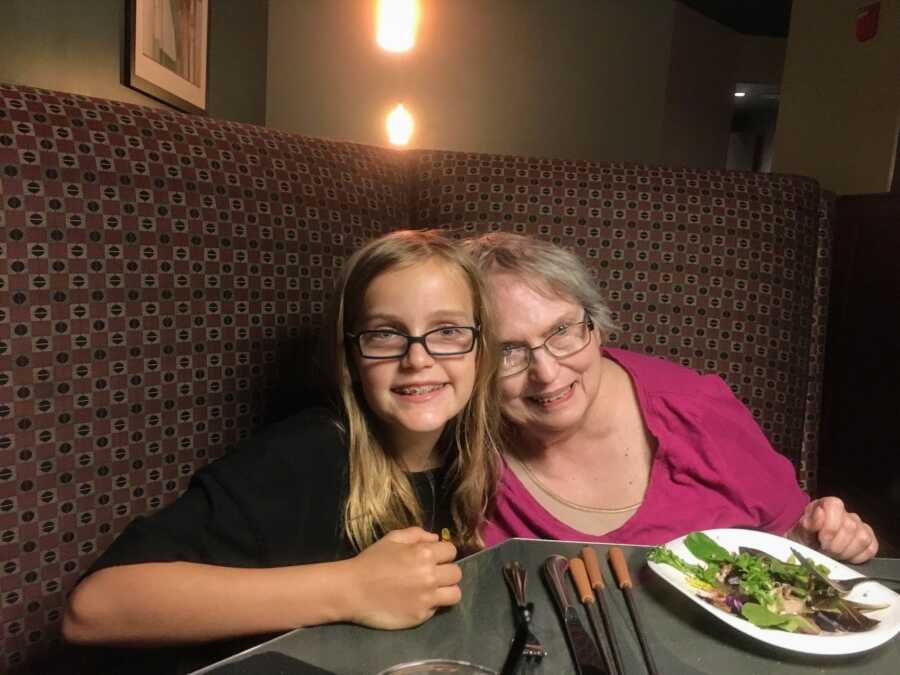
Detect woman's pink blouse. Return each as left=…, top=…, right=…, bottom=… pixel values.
left=482, top=347, right=809, bottom=547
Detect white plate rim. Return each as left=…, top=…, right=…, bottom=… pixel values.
left=646, top=528, right=900, bottom=655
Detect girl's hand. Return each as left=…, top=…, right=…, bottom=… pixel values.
left=342, top=526, right=462, bottom=629
left=787, top=496, right=878, bottom=563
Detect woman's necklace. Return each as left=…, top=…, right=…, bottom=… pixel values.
left=508, top=453, right=643, bottom=514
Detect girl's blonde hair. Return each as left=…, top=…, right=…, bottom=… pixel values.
left=325, top=229, right=501, bottom=553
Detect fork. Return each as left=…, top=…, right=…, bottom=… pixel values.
left=825, top=575, right=900, bottom=592
left=501, top=561, right=547, bottom=673
left=789, top=547, right=900, bottom=594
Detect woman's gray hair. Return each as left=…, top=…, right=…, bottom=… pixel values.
left=464, top=232, right=617, bottom=338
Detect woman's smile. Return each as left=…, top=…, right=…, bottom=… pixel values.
left=526, top=382, right=576, bottom=409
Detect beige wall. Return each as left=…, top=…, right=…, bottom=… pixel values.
left=266, top=0, right=676, bottom=163
left=660, top=3, right=737, bottom=168
left=734, top=34, right=786, bottom=84
left=1, top=1, right=153, bottom=107
left=0, top=0, right=268, bottom=125
left=773, top=0, right=900, bottom=194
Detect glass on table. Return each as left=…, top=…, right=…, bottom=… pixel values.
left=377, top=659, right=496, bottom=674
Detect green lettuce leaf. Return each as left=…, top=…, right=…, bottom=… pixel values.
left=684, top=532, right=732, bottom=563
left=741, top=603, right=820, bottom=634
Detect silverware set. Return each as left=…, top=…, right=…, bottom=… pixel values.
left=501, top=547, right=659, bottom=675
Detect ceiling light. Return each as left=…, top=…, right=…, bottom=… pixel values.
left=386, top=104, right=414, bottom=146
left=734, top=91, right=747, bottom=98
left=376, top=0, right=419, bottom=52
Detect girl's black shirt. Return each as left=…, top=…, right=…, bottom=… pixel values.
left=81, top=407, right=454, bottom=674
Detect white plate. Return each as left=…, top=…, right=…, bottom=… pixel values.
left=647, top=528, right=900, bottom=655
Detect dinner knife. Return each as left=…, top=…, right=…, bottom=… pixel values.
left=542, top=555, right=609, bottom=675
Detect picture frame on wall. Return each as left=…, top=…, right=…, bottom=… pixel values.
left=125, top=0, right=209, bottom=114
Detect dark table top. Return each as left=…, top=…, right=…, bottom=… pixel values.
left=191, top=539, right=900, bottom=675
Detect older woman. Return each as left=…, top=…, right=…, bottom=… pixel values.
left=467, top=233, right=878, bottom=563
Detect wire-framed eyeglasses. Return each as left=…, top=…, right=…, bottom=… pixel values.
left=499, top=313, right=594, bottom=376
left=347, top=326, right=480, bottom=360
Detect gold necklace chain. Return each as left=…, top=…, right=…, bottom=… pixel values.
left=508, top=453, right=643, bottom=514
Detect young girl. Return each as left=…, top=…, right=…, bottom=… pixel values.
left=63, top=230, right=501, bottom=672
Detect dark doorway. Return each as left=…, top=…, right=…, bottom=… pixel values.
left=727, top=82, right=780, bottom=172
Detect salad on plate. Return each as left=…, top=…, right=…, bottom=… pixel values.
left=649, top=531, right=887, bottom=635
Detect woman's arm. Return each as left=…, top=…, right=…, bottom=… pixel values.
left=63, top=527, right=461, bottom=646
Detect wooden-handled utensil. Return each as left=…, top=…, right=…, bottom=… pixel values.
left=609, top=546, right=659, bottom=675
left=570, top=557, right=619, bottom=675
left=580, top=547, right=625, bottom=675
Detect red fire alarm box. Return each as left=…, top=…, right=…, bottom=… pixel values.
left=856, top=2, right=880, bottom=42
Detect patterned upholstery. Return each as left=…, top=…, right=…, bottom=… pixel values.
left=0, top=84, right=831, bottom=671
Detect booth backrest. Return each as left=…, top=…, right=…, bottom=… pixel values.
left=0, top=83, right=831, bottom=672
left=410, top=150, right=832, bottom=473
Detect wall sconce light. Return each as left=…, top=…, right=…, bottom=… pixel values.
left=376, top=0, right=419, bottom=52
left=386, top=104, right=414, bottom=146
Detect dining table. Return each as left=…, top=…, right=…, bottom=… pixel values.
left=190, top=538, right=900, bottom=675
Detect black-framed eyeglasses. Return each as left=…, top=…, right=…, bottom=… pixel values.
left=347, top=326, right=480, bottom=360
left=499, top=312, right=594, bottom=376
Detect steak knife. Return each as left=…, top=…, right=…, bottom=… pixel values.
left=543, top=555, right=609, bottom=675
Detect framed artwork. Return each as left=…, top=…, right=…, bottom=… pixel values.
left=125, top=0, right=209, bottom=114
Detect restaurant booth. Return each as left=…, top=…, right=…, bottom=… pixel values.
left=0, top=81, right=872, bottom=673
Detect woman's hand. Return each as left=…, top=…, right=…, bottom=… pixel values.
left=342, top=526, right=462, bottom=629
left=786, top=496, right=878, bottom=563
